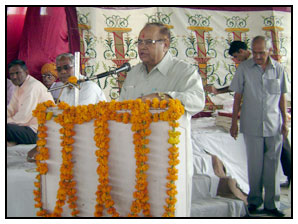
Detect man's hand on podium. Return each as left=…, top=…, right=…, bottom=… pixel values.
left=139, top=93, right=171, bottom=102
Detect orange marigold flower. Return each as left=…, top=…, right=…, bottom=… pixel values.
left=68, top=76, right=78, bottom=84
left=71, top=210, right=80, bottom=216
left=33, top=189, right=40, bottom=196
left=36, top=139, right=46, bottom=146
left=37, top=132, right=47, bottom=138
left=36, top=210, right=47, bottom=217
left=34, top=202, right=43, bottom=208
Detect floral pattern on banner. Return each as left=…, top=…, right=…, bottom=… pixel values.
left=76, top=7, right=291, bottom=106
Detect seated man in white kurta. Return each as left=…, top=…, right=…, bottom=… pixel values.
left=27, top=53, right=107, bottom=161
left=56, top=52, right=106, bottom=106
left=119, top=22, right=205, bottom=216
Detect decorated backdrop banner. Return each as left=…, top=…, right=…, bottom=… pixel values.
left=76, top=7, right=291, bottom=110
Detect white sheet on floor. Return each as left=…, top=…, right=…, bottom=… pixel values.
left=191, top=197, right=246, bottom=217
left=7, top=144, right=37, bottom=217
left=191, top=117, right=287, bottom=196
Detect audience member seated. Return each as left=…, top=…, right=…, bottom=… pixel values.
left=41, top=62, right=63, bottom=103
left=56, top=52, right=107, bottom=105
left=7, top=78, right=15, bottom=105
left=27, top=53, right=107, bottom=161
left=7, top=59, right=54, bottom=147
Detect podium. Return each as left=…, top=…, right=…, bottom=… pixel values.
left=33, top=100, right=191, bottom=217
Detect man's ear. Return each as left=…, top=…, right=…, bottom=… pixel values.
left=164, top=38, right=170, bottom=52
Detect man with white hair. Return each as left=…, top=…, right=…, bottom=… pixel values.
left=56, top=52, right=106, bottom=105
left=229, top=36, right=288, bottom=217
left=120, top=22, right=205, bottom=216
left=27, top=53, right=107, bottom=161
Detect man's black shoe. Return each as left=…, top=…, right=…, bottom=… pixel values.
left=247, top=204, right=258, bottom=214
left=263, top=208, right=285, bottom=217
left=280, top=180, right=290, bottom=188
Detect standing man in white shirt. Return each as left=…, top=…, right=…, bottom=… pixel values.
left=229, top=36, right=288, bottom=217
left=119, top=22, right=205, bottom=216
left=120, top=23, right=205, bottom=115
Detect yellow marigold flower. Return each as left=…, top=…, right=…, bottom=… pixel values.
left=168, top=137, right=180, bottom=145
left=67, top=76, right=78, bottom=84
left=46, top=111, right=53, bottom=120
left=151, top=98, right=160, bottom=108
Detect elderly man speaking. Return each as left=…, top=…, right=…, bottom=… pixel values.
left=120, top=23, right=205, bottom=115
left=119, top=22, right=205, bottom=216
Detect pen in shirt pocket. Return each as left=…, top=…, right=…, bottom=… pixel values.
left=124, top=85, right=135, bottom=89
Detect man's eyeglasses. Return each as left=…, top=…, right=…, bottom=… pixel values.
left=135, top=39, right=165, bottom=47
left=56, top=64, right=73, bottom=72
left=42, top=73, right=55, bottom=79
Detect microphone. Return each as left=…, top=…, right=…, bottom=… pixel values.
left=48, top=63, right=131, bottom=92
left=114, top=62, right=131, bottom=74
left=78, top=63, right=131, bottom=83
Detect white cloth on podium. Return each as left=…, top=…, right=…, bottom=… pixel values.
left=39, top=110, right=190, bottom=217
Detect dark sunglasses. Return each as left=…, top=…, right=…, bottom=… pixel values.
left=56, top=64, right=73, bottom=72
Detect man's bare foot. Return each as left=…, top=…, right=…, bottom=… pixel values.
left=7, top=142, right=17, bottom=147
left=27, top=146, right=38, bottom=162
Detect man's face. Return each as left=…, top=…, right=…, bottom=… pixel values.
left=56, top=57, right=74, bottom=84
left=42, top=72, right=56, bottom=89
left=137, top=26, right=169, bottom=68
left=252, top=40, right=270, bottom=66
left=232, top=49, right=249, bottom=62
left=9, top=65, right=28, bottom=86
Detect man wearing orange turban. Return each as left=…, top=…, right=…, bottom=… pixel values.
left=41, top=62, right=63, bottom=102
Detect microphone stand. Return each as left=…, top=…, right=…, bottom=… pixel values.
left=48, top=65, right=129, bottom=92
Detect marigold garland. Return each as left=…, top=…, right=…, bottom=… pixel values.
left=33, top=98, right=184, bottom=217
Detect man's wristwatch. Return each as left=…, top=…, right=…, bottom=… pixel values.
left=158, top=92, right=166, bottom=100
